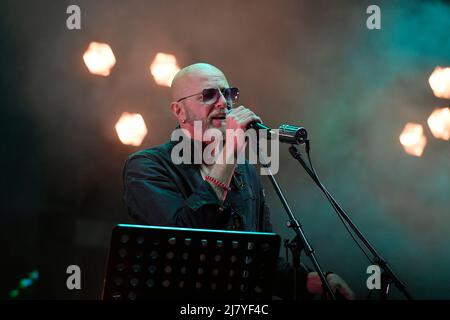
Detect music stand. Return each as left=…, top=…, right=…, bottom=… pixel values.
left=102, top=224, right=280, bottom=301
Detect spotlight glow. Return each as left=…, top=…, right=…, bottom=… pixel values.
left=429, top=66, right=450, bottom=99
left=115, top=113, right=148, bottom=146
left=427, top=107, right=450, bottom=141
left=149, top=53, right=180, bottom=87
left=83, top=42, right=116, bottom=76
left=399, top=123, right=427, bottom=157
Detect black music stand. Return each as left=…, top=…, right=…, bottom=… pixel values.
left=102, top=224, right=280, bottom=300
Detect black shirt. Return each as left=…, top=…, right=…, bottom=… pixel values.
left=122, top=138, right=311, bottom=299
left=123, top=139, right=272, bottom=232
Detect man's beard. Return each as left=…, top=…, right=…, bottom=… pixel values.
left=184, top=107, right=204, bottom=126
left=185, top=108, right=226, bottom=138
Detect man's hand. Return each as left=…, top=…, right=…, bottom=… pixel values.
left=225, top=106, right=261, bottom=155
left=306, top=272, right=355, bottom=300
left=225, top=105, right=261, bottom=131
left=206, top=106, right=261, bottom=202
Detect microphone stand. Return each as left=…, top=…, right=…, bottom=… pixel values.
left=251, top=132, right=336, bottom=300
left=289, top=141, right=413, bottom=300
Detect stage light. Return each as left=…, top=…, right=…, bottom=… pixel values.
left=427, top=107, right=450, bottom=141
left=115, top=112, right=148, bottom=146
left=8, top=290, right=19, bottom=298
left=19, top=278, right=33, bottom=289
left=429, top=66, right=450, bottom=99
left=399, top=123, right=427, bottom=157
left=83, top=42, right=116, bottom=76
left=150, top=53, right=180, bottom=87
left=8, top=270, right=39, bottom=299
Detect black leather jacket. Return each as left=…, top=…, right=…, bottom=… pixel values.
left=122, top=137, right=311, bottom=299
left=123, top=139, right=272, bottom=232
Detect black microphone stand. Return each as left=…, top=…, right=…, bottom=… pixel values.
left=289, top=141, right=413, bottom=300
left=251, top=131, right=336, bottom=300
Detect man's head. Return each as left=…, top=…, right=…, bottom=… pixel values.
left=170, top=63, right=236, bottom=140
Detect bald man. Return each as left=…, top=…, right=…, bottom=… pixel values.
left=124, top=63, right=266, bottom=229
left=122, top=63, right=354, bottom=300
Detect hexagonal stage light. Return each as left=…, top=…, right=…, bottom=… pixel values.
left=149, top=53, right=180, bottom=87
left=115, top=112, right=148, bottom=146
left=427, top=107, right=450, bottom=141
left=399, top=123, right=427, bottom=157
left=83, top=41, right=116, bottom=77
left=429, top=66, right=450, bottom=99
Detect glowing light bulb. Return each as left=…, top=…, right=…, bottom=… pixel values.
left=429, top=66, right=450, bottom=99
left=149, top=53, right=180, bottom=87
left=399, top=123, right=427, bottom=157
left=83, top=41, right=116, bottom=76
left=115, top=112, right=148, bottom=146
left=427, top=107, right=450, bottom=141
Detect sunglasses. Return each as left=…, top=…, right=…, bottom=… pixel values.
left=176, top=87, right=239, bottom=106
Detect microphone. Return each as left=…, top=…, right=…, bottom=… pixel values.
left=278, top=124, right=308, bottom=144
left=248, top=122, right=308, bottom=145
left=248, top=121, right=272, bottom=132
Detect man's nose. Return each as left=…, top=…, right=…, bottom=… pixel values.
left=214, top=90, right=229, bottom=109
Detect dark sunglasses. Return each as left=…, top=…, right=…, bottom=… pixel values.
left=176, top=87, right=239, bottom=106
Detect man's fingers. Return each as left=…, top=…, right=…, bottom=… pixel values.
left=327, top=274, right=355, bottom=300
left=306, top=272, right=356, bottom=300
left=226, top=108, right=261, bottom=130
left=228, top=108, right=254, bottom=121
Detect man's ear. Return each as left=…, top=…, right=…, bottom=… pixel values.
left=170, top=101, right=185, bottom=121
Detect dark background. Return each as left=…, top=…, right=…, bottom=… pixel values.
left=1, top=0, right=449, bottom=299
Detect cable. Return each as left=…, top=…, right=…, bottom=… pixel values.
left=290, top=142, right=412, bottom=300
left=301, top=142, right=374, bottom=264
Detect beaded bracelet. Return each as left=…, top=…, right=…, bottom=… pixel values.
left=205, top=175, right=231, bottom=191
